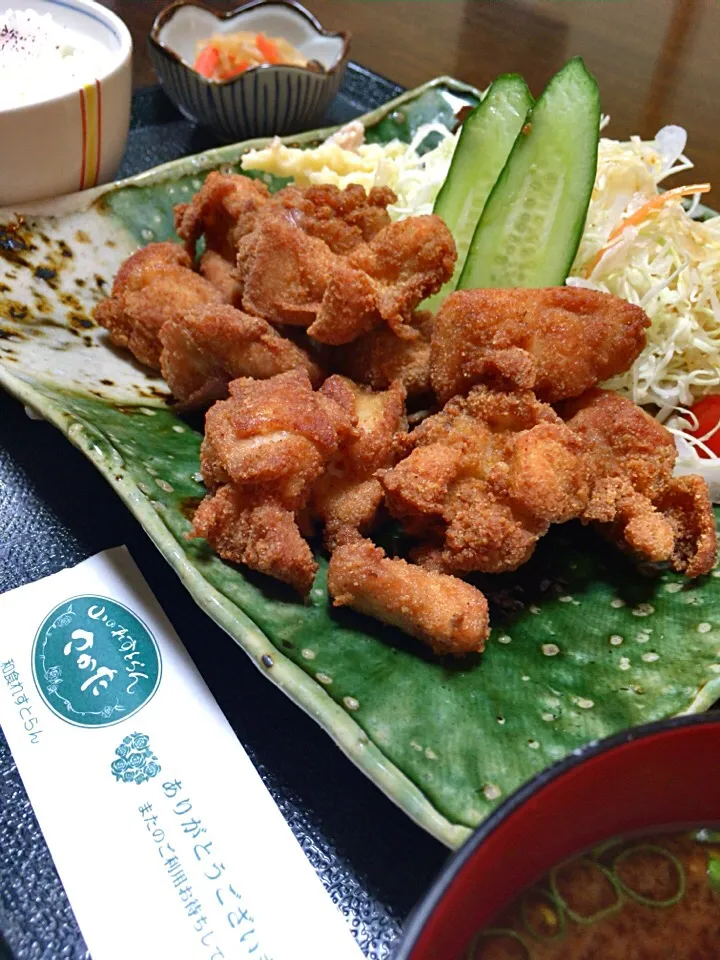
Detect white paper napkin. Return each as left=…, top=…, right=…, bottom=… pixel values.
left=0, top=545, right=364, bottom=960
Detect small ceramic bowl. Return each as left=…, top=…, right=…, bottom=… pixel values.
left=0, top=0, right=132, bottom=207
left=149, top=0, right=350, bottom=142
left=397, top=713, right=720, bottom=959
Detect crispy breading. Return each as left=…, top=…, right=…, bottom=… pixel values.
left=189, top=369, right=353, bottom=593
left=238, top=206, right=455, bottom=343
left=238, top=213, right=334, bottom=326
left=655, top=475, right=718, bottom=578
left=92, top=242, right=223, bottom=369
left=200, top=368, right=352, bottom=505
left=562, top=389, right=677, bottom=501
left=235, top=182, right=395, bottom=326
left=330, top=310, right=434, bottom=399
left=256, top=182, right=395, bottom=254
left=174, top=171, right=269, bottom=263
left=307, top=214, right=456, bottom=344
left=327, top=538, right=489, bottom=656
left=430, top=288, right=650, bottom=404
left=312, top=375, right=408, bottom=547
left=562, top=388, right=717, bottom=577
left=382, top=386, right=589, bottom=574
left=198, top=249, right=244, bottom=306
left=173, top=172, right=269, bottom=306
left=192, top=486, right=317, bottom=595
left=159, top=303, right=324, bottom=408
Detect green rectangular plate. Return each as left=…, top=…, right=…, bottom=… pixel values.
left=2, top=77, right=719, bottom=848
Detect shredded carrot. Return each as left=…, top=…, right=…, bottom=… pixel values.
left=584, top=183, right=711, bottom=276
left=255, top=33, right=280, bottom=64
left=194, top=45, right=220, bottom=78
left=218, top=59, right=249, bottom=80
left=193, top=31, right=305, bottom=79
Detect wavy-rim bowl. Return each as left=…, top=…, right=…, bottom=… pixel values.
left=148, top=0, right=350, bottom=139
left=149, top=0, right=350, bottom=82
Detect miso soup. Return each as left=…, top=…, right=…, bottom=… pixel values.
left=468, top=829, right=720, bottom=959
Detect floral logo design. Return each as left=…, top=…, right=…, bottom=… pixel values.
left=111, top=732, right=161, bottom=785
left=32, top=596, right=162, bottom=728
left=45, top=664, right=62, bottom=696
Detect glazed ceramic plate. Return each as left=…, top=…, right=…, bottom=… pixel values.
left=1, top=77, right=719, bottom=849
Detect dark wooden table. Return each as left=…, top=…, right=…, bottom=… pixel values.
left=106, top=0, right=720, bottom=186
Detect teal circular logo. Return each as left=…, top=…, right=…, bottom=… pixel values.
left=32, top=596, right=162, bottom=728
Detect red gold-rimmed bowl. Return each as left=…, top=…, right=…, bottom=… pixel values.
left=397, top=713, right=720, bottom=959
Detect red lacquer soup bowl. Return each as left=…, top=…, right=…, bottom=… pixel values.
left=397, top=714, right=720, bottom=960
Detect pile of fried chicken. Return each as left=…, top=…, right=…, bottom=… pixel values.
left=94, top=173, right=717, bottom=657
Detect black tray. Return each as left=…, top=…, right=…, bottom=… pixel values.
left=0, top=64, right=449, bottom=960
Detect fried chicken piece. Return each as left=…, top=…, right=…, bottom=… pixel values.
left=178, top=179, right=392, bottom=311
left=189, top=369, right=353, bottom=593
left=381, top=386, right=589, bottom=574
left=655, top=475, right=717, bottom=578
left=430, top=288, right=650, bottom=405
left=174, top=171, right=269, bottom=263
left=562, top=389, right=716, bottom=577
left=235, top=182, right=395, bottom=326
left=563, top=390, right=677, bottom=499
left=330, top=310, right=434, bottom=399
left=327, top=538, right=489, bottom=657
left=159, top=303, right=324, bottom=408
left=238, top=214, right=334, bottom=326
left=198, top=249, right=244, bottom=306
left=174, top=172, right=269, bottom=305
left=238, top=207, right=455, bottom=343
left=93, top=242, right=223, bottom=369
left=312, top=376, right=408, bottom=547
left=257, top=182, right=395, bottom=254
left=200, top=368, right=352, bottom=504
left=192, top=487, right=317, bottom=595
left=307, top=214, right=456, bottom=344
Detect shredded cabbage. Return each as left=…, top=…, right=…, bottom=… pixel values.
left=567, top=128, right=720, bottom=412
left=662, top=404, right=720, bottom=502
left=241, top=121, right=458, bottom=220
left=671, top=430, right=720, bottom=502
left=382, top=123, right=458, bottom=219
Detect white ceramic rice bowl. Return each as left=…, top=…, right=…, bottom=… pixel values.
left=0, top=0, right=132, bottom=206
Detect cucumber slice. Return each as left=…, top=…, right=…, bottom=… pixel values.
left=458, top=57, right=600, bottom=290
left=425, top=74, right=533, bottom=311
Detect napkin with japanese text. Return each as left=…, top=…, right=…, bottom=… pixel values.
left=0, top=546, right=364, bottom=960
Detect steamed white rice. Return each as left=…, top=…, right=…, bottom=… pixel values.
left=0, top=8, right=104, bottom=110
